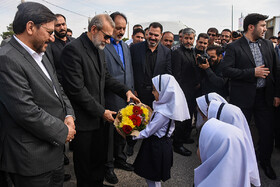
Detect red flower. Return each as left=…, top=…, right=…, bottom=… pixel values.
left=133, top=106, right=143, bottom=115
left=122, top=125, right=133, bottom=134
left=129, top=114, right=142, bottom=126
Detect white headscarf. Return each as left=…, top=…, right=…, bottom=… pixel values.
left=208, top=100, right=260, bottom=187
left=152, top=74, right=190, bottom=121
left=194, top=118, right=251, bottom=187
left=196, top=93, right=228, bottom=128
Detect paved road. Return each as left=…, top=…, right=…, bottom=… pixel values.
left=65, top=125, right=280, bottom=187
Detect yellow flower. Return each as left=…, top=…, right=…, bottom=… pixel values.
left=120, top=116, right=135, bottom=128
left=120, top=105, right=134, bottom=117
left=141, top=106, right=150, bottom=121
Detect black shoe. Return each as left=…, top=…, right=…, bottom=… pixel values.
left=64, top=153, right=69, bottom=165
left=126, top=145, right=134, bottom=156
left=260, top=162, right=277, bottom=180
left=105, top=169, right=118, bottom=184
left=64, top=174, right=71, bottom=182
left=174, top=146, right=192, bottom=156
left=114, top=161, right=134, bottom=171
left=184, top=138, right=195, bottom=144
left=103, top=184, right=114, bottom=187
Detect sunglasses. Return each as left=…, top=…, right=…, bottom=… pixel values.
left=208, top=33, right=216, bottom=37
left=40, top=25, right=54, bottom=36
left=100, top=29, right=111, bottom=40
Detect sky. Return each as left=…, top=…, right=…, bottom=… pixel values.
left=0, top=0, right=279, bottom=42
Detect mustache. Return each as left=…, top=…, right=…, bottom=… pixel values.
left=59, top=29, right=66, bottom=33
left=118, top=33, right=124, bottom=37
left=149, top=39, right=157, bottom=42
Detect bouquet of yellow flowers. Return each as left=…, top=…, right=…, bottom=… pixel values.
left=114, top=103, right=152, bottom=138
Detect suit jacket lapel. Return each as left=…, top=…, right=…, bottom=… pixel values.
left=10, top=37, right=55, bottom=90
left=41, top=55, right=64, bottom=101
left=107, top=44, right=125, bottom=71
left=153, top=44, right=163, bottom=76
left=240, top=37, right=256, bottom=66
left=81, top=34, right=101, bottom=76
left=258, top=40, right=268, bottom=66
left=141, top=42, right=147, bottom=74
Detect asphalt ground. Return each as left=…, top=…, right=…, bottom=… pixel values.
left=64, top=124, right=280, bottom=187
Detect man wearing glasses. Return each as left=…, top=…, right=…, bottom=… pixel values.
left=207, top=27, right=219, bottom=46
left=60, top=14, right=140, bottom=187
left=0, top=2, right=76, bottom=186
left=103, top=12, right=134, bottom=184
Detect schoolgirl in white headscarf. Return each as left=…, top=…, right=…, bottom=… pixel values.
left=132, top=74, right=190, bottom=187
left=208, top=100, right=260, bottom=186
left=196, top=92, right=228, bottom=128
left=195, top=118, right=251, bottom=187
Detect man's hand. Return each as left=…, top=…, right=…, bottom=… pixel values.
left=64, top=116, right=75, bottom=129
left=126, top=90, right=141, bottom=104
left=66, top=125, right=76, bottom=143
left=103, top=109, right=117, bottom=123
left=273, top=97, right=280, bottom=107
left=198, top=59, right=210, bottom=70
left=255, top=65, right=270, bottom=78
left=65, top=116, right=76, bottom=142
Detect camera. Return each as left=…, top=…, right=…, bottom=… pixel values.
left=197, top=54, right=210, bottom=65
left=232, top=31, right=242, bottom=38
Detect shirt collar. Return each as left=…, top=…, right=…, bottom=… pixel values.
left=110, top=37, right=122, bottom=45
left=13, top=35, right=44, bottom=61
left=244, top=35, right=259, bottom=44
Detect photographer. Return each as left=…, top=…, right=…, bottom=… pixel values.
left=232, top=30, right=243, bottom=41
left=197, top=45, right=228, bottom=98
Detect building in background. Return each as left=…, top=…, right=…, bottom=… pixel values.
left=265, top=16, right=280, bottom=39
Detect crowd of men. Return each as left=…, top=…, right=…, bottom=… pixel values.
left=0, top=1, right=280, bottom=187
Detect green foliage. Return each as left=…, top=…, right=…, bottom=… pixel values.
left=122, top=37, right=129, bottom=42
left=1, top=23, right=14, bottom=40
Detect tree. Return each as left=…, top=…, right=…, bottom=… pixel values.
left=1, top=23, right=14, bottom=40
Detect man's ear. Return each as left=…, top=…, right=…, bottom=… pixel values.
left=248, top=24, right=255, bottom=32
left=26, top=21, right=35, bottom=35
left=90, top=25, right=97, bottom=34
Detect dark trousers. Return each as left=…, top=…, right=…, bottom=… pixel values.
left=9, top=165, right=64, bottom=187
left=126, top=136, right=137, bottom=147
left=0, top=170, right=8, bottom=187
left=173, top=95, right=195, bottom=147
left=73, top=126, right=107, bottom=187
left=241, top=88, right=274, bottom=164
left=274, top=106, right=280, bottom=147
left=105, top=122, right=127, bottom=169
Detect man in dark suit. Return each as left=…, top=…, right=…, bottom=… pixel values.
left=47, top=14, right=74, bottom=84
left=103, top=12, right=134, bottom=184
left=223, top=13, right=280, bottom=180
left=60, top=14, right=139, bottom=187
left=0, top=2, right=76, bottom=187
left=130, top=22, right=172, bottom=108
left=172, top=28, right=199, bottom=157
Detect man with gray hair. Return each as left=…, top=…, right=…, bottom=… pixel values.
left=60, top=14, right=140, bottom=186
left=171, top=27, right=200, bottom=156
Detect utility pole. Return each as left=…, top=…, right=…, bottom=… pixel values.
left=231, top=5, right=234, bottom=31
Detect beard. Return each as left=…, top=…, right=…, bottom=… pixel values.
left=92, top=36, right=106, bottom=50
left=55, top=30, right=67, bottom=38
left=147, top=38, right=159, bottom=47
